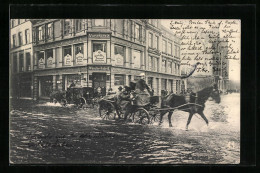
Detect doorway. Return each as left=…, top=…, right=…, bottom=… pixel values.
left=92, top=73, right=106, bottom=95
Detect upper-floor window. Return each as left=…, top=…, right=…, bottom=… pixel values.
left=154, top=36, right=158, bottom=49
left=94, top=19, right=105, bottom=27
left=75, top=19, right=83, bottom=32
left=25, top=29, right=30, bottom=44
left=177, top=46, right=180, bottom=57
left=114, top=45, right=125, bottom=66
left=46, top=49, right=54, bottom=68
left=11, top=20, right=15, bottom=28
left=12, top=34, right=17, bottom=48
left=38, top=26, right=44, bottom=41
left=37, top=51, right=45, bottom=69
left=17, top=19, right=20, bottom=25
left=175, top=45, right=177, bottom=57
left=74, top=44, right=84, bottom=65
left=153, top=19, right=158, bottom=27
left=132, top=50, right=141, bottom=69
left=116, top=19, right=124, bottom=34
left=169, top=43, right=172, bottom=55
left=162, top=40, right=167, bottom=53
left=18, top=32, right=23, bottom=46
left=47, top=23, right=53, bottom=39
left=154, top=57, right=158, bottom=72
left=63, top=46, right=72, bottom=66
left=148, top=56, right=153, bottom=71
left=135, top=24, right=141, bottom=40
left=175, top=45, right=180, bottom=57
left=162, top=59, right=166, bottom=73
left=64, top=19, right=71, bottom=36
left=93, top=42, right=107, bottom=63
left=148, top=33, right=153, bottom=48
left=168, top=61, right=172, bottom=73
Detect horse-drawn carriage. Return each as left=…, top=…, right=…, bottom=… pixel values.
left=50, top=87, right=97, bottom=108
left=98, top=81, right=221, bottom=130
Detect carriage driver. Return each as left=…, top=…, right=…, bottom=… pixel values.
left=123, top=73, right=152, bottom=120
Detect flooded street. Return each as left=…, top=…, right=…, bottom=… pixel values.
left=9, top=93, right=240, bottom=164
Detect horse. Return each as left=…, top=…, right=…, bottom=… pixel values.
left=159, top=84, right=221, bottom=130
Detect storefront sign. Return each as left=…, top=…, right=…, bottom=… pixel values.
left=47, top=57, right=53, bottom=67
left=76, top=52, right=84, bottom=65
left=114, top=54, right=124, bottom=66
left=89, top=66, right=110, bottom=71
left=64, top=54, right=72, bottom=65
left=93, top=50, right=106, bottom=63
left=38, top=58, right=45, bottom=68
left=88, top=33, right=110, bottom=39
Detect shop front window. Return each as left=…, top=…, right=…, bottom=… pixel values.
left=46, top=49, right=54, bottom=68
left=75, top=44, right=84, bottom=65
left=93, top=42, right=106, bottom=63
left=114, top=45, right=125, bottom=66
left=63, top=46, right=72, bottom=66
left=13, top=53, right=17, bottom=73
left=114, top=74, right=125, bottom=86
left=25, top=52, right=31, bottom=71
left=19, top=52, right=24, bottom=72
left=67, top=74, right=81, bottom=88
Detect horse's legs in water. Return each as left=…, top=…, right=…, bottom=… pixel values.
left=168, top=111, right=173, bottom=127
left=186, top=111, right=194, bottom=130
left=159, top=111, right=167, bottom=126
left=198, top=111, right=209, bottom=125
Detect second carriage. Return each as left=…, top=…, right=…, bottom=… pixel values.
left=50, top=86, right=98, bottom=108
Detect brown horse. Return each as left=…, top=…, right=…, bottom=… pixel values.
left=159, top=84, right=221, bottom=130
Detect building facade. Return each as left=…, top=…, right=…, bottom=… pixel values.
left=14, top=19, right=182, bottom=100
left=10, top=19, right=34, bottom=99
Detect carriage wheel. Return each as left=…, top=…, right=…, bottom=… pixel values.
left=132, top=108, right=150, bottom=125
left=61, top=99, right=67, bottom=107
left=99, top=102, right=116, bottom=120
left=149, top=110, right=160, bottom=124
left=78, top=97, right=86, bottom=109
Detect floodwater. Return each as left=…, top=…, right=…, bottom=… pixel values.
left=9, top=93, right=240, bottom=164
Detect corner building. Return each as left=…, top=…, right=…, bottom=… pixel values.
left=10, top=19, right=34, bottom=99
left=32, top=19, right=182, bottom=100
